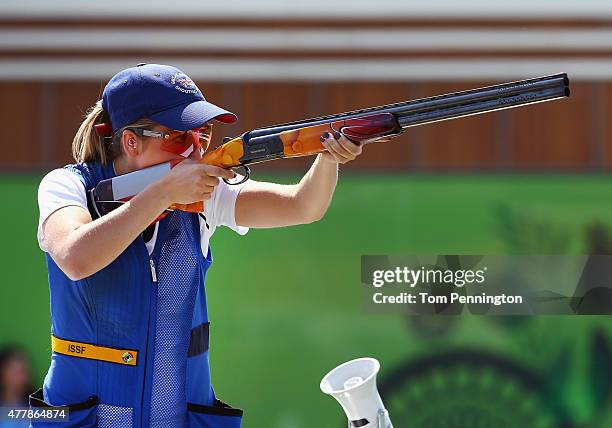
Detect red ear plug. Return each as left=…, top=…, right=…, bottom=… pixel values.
left=94, top=122, right=113, bottom=137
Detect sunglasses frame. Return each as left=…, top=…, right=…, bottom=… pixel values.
left=127, top=123, right=213, bottom=142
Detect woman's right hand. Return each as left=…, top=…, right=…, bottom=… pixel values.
left=157, top=160, right=236, bottom=205
left=42, top=161, right=233, bottom=281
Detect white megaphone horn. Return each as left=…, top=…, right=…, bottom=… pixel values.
left=320, top=358, right=393, bottom=428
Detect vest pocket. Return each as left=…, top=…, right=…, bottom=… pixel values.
left=187, top=399, right=243, bottom=428
left=28, top=388, right=98, bottom=427
left=98, top=404, right=133, bottom=428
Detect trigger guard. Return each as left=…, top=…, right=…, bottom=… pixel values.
left=223, top=165, right=250, bottom=185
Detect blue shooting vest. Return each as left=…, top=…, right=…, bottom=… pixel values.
left=29, top=161, right=243, bottom=428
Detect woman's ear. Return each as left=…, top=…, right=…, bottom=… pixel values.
left=121, top=129, right=141, bottom=157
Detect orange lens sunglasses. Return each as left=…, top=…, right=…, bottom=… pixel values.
left=129, top=123, right=213, bottom=157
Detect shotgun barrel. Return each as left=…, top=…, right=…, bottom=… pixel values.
left=247, top=73, right=569, bottom=139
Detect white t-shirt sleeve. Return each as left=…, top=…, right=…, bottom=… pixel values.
left=207, top=176, right=249, bottom=235
left=37, top=168, right=88, bottom=252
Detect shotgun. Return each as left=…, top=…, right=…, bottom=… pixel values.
left=89, top=73, right=570, bottom=216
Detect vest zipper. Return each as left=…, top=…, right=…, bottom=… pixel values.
left=142, top=255, right=157, bottom=427
left=149, top=258, right=157, bottom=282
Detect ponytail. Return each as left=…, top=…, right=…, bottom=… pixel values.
left=72, top=102, right=158, bottom=165
left=72, top=100, right=114, bottom=165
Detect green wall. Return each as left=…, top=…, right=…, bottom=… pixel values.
left=2, top=174, right=612, bottom=427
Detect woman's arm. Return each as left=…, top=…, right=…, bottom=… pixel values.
left=235, top=132, right=362, bottom=228
left=43, top=161, right=234, bottom=280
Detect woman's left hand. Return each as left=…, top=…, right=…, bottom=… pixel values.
left=320, top=131, right=363, bottom=164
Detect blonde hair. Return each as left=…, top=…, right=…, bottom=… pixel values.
left=72, top=100, right=158, bottom=165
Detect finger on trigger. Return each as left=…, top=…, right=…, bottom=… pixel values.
left=207, top=165, right=236, bottom=179
left=201, top=175, right=220, bottom=187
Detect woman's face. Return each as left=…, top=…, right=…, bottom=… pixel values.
left=133, top=123, right=213, bottom=169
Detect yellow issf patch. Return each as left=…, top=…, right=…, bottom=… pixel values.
left=51, top=335, right=138, bottom=366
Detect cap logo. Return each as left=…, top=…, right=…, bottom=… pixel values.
left=171, top=73, right=197, bottom=94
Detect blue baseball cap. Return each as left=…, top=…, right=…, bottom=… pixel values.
left=102, top=63, right=237, bottom=132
